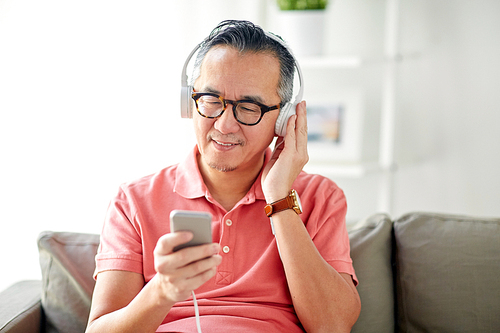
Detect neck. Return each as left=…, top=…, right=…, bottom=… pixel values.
left=197, top=153, right=265, bottom=212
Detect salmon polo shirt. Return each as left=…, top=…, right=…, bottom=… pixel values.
left=95, top=146, right=357, bottom=332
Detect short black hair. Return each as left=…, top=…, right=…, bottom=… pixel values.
left=190, top=20, right=295, bottom=105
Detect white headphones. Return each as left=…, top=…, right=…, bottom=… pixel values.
left=180, top=32, right=304, bottom=137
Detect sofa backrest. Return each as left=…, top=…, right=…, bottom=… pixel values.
left=38, top=231, right=100, bottom=333
left=348, top=213, right=395, bottom=333
left=393, top=212, right=500, bottom=332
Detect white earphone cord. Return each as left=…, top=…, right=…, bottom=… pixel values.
left=192, top=290, right=202, bottom=333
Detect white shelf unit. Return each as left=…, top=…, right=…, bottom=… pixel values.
left=304, top=162, right=382, bottom=179
left=301, top=0, right=400, bottom=214
left=297, top=56, right=362, bottom=69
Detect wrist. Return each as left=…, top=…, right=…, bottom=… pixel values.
left=263, top=187, right=291, bottom=204
left=150, top=274, right=179, bottom=308
left=264, top=189, right=302, bottom=217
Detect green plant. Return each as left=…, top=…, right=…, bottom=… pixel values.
left=277, top=0, right=328, bottom=10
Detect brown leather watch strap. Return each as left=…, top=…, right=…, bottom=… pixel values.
left=264, top=195, right=294, bottom=217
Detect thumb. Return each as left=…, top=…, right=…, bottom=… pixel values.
left=155, top=231, right=193, bottom=255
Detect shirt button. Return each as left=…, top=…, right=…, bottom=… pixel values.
left=222, top=246, right=230, bottom=253
left=225, top=219, right=233, bottom=226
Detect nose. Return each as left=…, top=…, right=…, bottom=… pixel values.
left=214, top=104, right=240, bottom=134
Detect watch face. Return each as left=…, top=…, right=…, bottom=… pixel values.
left=291, top=189, right=302, bottom=214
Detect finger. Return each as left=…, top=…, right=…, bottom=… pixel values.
left=296, top=101, right=307, bottom=133
left=184, top=253, right=222, bottom=280
left=184, top=256, right=221, bottom=287
left=159, top=247, right=221, bottom=293
left=154, top=233, right=192, bottom=275
left=295, top=101, right=309, bottom=152
left=173, top=254, right=222, bottom=298
left=155, top=231, right=193, bottom=256
left=176, top=242, right=220, bottom=267
left=156, top=253, right=222, bottom=303
left=155, top=241, right=219, bottom=274
left=285, top=114, right=297, bottom=142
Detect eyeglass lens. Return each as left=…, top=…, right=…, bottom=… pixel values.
left=196, top=95, right=262, bottom=125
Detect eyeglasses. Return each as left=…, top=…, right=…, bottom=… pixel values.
left=191, top=92, right=281, bottom=126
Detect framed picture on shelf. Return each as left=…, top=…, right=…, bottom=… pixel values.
left=308, top=103, right=342, bottom=144
left=306, top=90, right=364, bottom=165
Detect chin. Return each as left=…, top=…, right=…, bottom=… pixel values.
left=209, top=163, right=238, bottom=172
left=203, top=154, right=239, bottom=172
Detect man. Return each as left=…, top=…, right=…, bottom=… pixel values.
left=86, top=20, right=360, bottom=333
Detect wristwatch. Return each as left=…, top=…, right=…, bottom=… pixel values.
left=264, top=189, right=302, bottom=217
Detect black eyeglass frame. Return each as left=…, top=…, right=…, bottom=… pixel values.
left=191, top=92, right=281, bottom=126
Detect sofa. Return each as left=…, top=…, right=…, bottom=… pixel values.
left=1, top=212, right=499, bottom=333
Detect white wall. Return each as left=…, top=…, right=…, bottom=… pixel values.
left=0, top=0, right=183, bottom=291
left=393, top=0, right=500, bottom=217
left=1, top=0, right=499, bottom=292
left=0, top=0, right=267, bottom=293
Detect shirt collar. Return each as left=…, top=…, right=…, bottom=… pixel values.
left=173, top=146, right=208, bottom=199
left=173, top=145, right=271, bottom=203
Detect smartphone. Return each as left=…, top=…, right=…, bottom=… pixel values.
left=170, top=210, right=213, bottom=252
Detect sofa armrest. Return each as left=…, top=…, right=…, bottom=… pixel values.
left=0, top=280, right=42, bottom=333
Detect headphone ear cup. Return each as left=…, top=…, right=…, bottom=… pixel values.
left=274, top=102, right=296, bottom=137
left=180, top=85, right=193, bottom=118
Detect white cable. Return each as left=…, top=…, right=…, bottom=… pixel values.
left=269, top=217, right=283, bottom=261
left=192, top=290, right=202, bottom=333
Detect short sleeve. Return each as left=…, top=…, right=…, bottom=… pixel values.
left=302, top=178, right=358, bottom=285
left=94, top=185, right=144, bottom=279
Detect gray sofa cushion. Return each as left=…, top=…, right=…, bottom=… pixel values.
left=0, top=280, right=42, bottom=333
left=394, top=212, right=500, bottom=332
left=38, top=231, right=100, bottom=333
left=348, top=213, right=394, bottom=333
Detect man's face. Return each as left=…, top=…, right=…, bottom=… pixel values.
left=193, top=46, right=281, bottom=174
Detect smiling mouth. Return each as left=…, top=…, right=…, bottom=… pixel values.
left=214, top=140, right=238, bottom=147
left=213, top=139, right=241, bottom=147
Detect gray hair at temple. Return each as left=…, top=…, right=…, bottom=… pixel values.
left=190, top=20, right=296, bottom=107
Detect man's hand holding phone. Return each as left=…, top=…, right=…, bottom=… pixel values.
left=153, top=211, right=221, bottom=303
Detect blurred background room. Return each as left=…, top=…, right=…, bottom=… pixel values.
left=1, top=0, right=499, bottom=292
